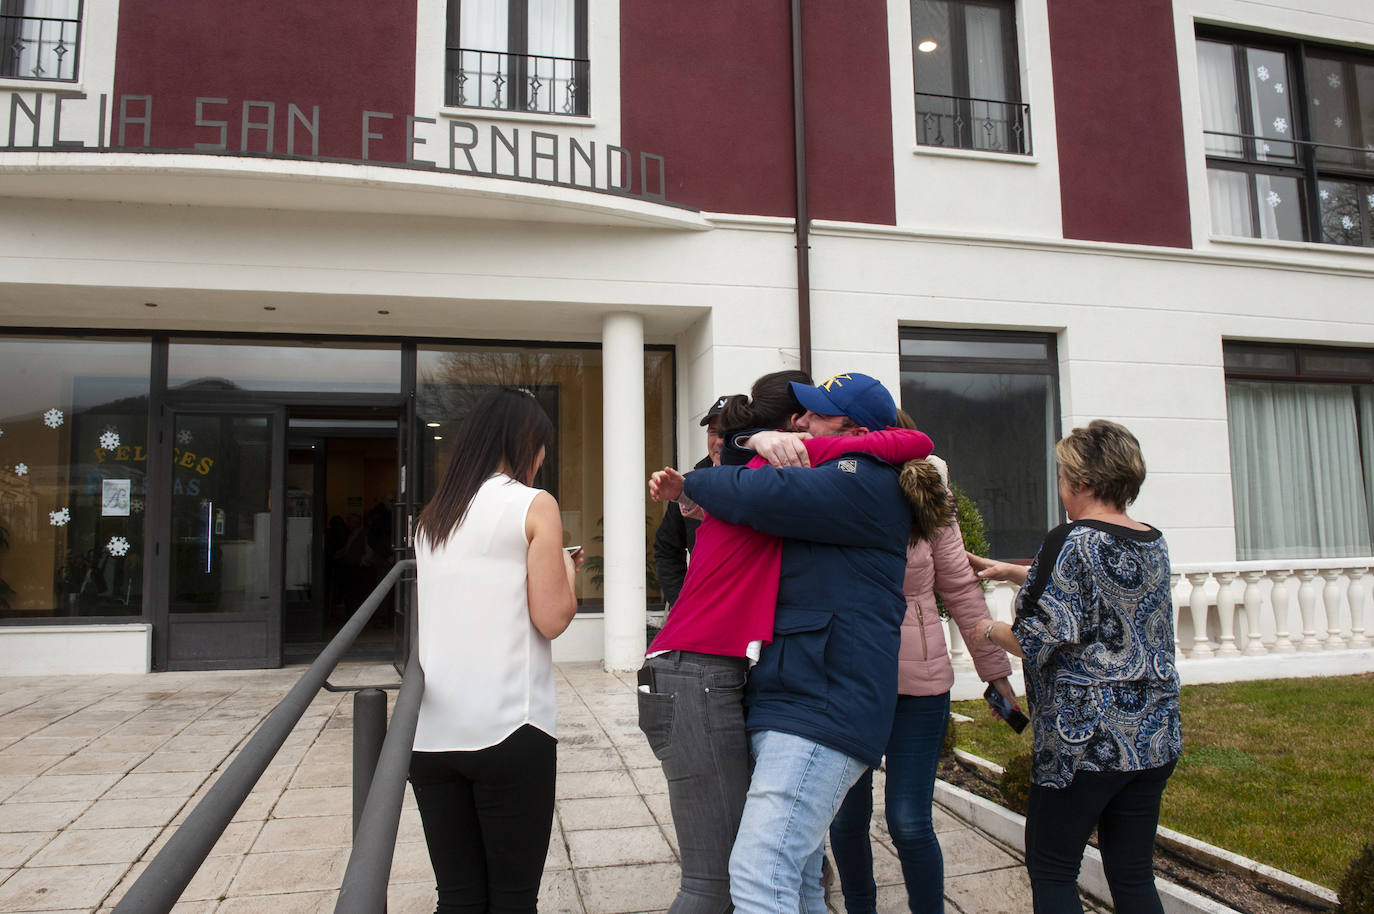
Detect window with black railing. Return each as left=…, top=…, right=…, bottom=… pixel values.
left=1198, top=30, right=1374, bottom=248
left=911, top=0, right=1029, bottom=155
left=0, top=0, right=81, bottom=82
left=445, top=0, right=589, bottom=116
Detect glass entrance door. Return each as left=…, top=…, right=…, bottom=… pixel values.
left=162, top=408, right=285, bottom=669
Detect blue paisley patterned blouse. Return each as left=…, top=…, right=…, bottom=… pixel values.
left=1012, top=520, right=1181, bottom=788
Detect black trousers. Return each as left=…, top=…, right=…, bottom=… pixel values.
left=409, top=725, right=557, bottom=914
left=1024, top=760, right=1177, bottom=914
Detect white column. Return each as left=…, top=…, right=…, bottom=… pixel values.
left=1349, top=567, right=1371, bottom=649
left=1267, top=569, right=1296, bottom=653
left=1240, top=571, right=1268, bottom=656
left=602, top=312, right=647, bottom=672
left=1186, top=572, right=1214, bottom=658
left=1215, top=571, right=1240, bottom=656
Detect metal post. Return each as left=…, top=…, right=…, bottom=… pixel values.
left=352, top=688, right=388, bottom=838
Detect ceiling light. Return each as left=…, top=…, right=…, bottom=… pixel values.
left=918, top=40, right=938, bottom=52
left=426, top=422, right=441, bottom=428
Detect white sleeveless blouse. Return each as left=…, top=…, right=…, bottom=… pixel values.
left=412, top=473, right=557, bottom=751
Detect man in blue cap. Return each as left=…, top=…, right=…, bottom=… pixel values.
left=682, top=372, right=912, bottom=914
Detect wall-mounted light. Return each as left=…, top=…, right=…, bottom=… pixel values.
left=426, top=422, right=441, bottom=428
left=433, top=435, right=443, bottom=440
left=918, top=40, right=938, bottom=52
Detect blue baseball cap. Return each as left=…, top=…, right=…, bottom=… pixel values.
left=789, top=373, right=897, bottom=430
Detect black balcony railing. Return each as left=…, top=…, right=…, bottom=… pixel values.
left=446, top=47, right=589, bottom=116
left=1, top=10, right=81, bottom=81
left=916, top=92, right=1031, bottom=156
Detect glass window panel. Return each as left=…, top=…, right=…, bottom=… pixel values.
left=1223, top=345, right=1296, bottom=375
left=1299, top=349, right=1374, bottom=379
left=900, top=337, right=1047, bottom=360
left=1307, top=54, right=1355, bottom=169
left=1245, top=47, right=1297, bottom=163
left=0, top=337, right=151, bottom=619
left=167, top=340, right=401, bottom=394
left=169, top=414, right=272, bottom=613
left=901, top=368, right=1056, bottom=559
left=1319, top=180, right=1363, bottom=246
left=1253, top=173, right=1304, bottom=241
left=415, top=344, right=674, bottom=607
left=963, top=3, right=1008, bottom=102
left=1207, top=168, right=1252, bottom=237
left=1197, top=40, right=1244, bottom=157
left=912, top=0, right=955, bottom=98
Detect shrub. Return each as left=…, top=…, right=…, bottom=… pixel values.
left=936, top=482, right=990, bottom=619
left=999, top=751, right=1033, bottom=815
left=941, top=715, right=956, bottom=758
left=1337, top=838, right=1374, bottom=914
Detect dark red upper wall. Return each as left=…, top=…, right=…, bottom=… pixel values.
left=112, top=0, right=416, bottom=162
left=1047, top=0, right=1191, bottom=248
left=620, top=0, right=895, bottom=223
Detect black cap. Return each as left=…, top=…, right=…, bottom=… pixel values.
left=700, top=395, right=731, bottom=426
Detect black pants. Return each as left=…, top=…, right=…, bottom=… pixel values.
left=409, top=725, right=557, bottom=914
left=1024, top=760, right=1176, bottom=914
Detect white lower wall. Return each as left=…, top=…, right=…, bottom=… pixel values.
left=0, top=624, right=151, bottom=676
left=551, top=613, right=607, bottom=664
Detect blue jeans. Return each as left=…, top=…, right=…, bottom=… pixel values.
left=729, top=729, right=868, bottom=914
left=637, top=652, right=752, bottom=914
left=830, top=692, right=950, bottom=914
left=1025, top=761, right=1176, bottom=914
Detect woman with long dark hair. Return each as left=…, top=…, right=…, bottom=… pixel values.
left=409, top=387, right=581, bottom=914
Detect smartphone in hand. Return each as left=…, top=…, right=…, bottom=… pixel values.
left=984, top=683, right=1030, bottom=734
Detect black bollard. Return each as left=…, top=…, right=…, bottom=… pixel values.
left=352, top=687, right=388, bottom=838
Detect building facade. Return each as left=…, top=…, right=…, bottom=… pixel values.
left=1, top=0, right=1372, bottom=674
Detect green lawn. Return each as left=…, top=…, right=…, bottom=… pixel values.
left=948, top=673, right=1374, bottom=889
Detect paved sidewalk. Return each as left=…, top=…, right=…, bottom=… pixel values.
left=0, top=662, right=1061, bottom=914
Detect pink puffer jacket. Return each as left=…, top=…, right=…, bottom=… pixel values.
left=897, top=518, right=1012, bottom=697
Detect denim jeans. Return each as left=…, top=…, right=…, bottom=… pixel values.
left=830, top=692, right=950, bottom=914
left=637, top=652, right=752, bottom=914
left=1024, top=760, right=1177, bottom=914
left=729, top=729, right=868, bottom=914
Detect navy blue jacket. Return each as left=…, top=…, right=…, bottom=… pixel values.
left=683, top=453, right=911, bottom=767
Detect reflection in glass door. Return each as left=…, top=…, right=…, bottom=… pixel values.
left=164, top=409, right=283, bottom=669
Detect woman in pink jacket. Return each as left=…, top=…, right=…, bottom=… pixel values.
left=827, top=441, right=1019, bottom=914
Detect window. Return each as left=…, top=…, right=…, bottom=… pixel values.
left=1225, top=343, right=1374, bottom=560
left=445, top=0, right=589, bottom=116
left=1198, top=31, right=1374, bottom=247
left=899, top=329, right=1059, bottom=558
left=0, top=336, right=151, bottom=619
left=911, top=0, right=1028, bottom=154
left=0, top=0, right=81, bottom=81
left=416, top=344, right=674, bottom=608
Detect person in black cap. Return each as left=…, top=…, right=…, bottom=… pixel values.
left=652, top=395, right=732, bottom=610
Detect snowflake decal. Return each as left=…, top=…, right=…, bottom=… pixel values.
left=99, top=430, right=121, bottom=451
left=1266, top=191, right=1282, bottom=208
left=1328, top=73, right=1342, bottom=89
left=1342, top=216, right=1356, bottom=231
left=1320, top=188, right=1330, bottom=202
left=1272, top=117, right=1289, bottom=135
left=177, top=429, right=193, bottom=446
left=1313, top=97, right=1321, bottom=106
left=131, top=498, right=145, bottom=514
left=1262, top=142, right=1272, bottom=154
left=43, top=408, right=64, bottom=429
left=14, top=463, right=27, bottom=476
left=1335, top=117, right=1344, bottom=129
left=49, top=507, right=70, bottom=526
left=1256, top=65, right=1270, bottom=82
left=0, top=427, right=4, bottom=438
left=1274, top=82, right=1284, bottom=94
left=1367, top=194, right=1374, bottom=209
left=106, top=536, right=131, bottom=557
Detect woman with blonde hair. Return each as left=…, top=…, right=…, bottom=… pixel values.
left=972, top=419, right=1181, bottom=914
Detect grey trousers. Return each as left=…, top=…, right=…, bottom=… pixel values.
left=638, top=651, right=752, bottom=914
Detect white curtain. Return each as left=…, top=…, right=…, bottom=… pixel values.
left=1227, top=380, right=1372, bottom=560
left=964, top=3, right=1007, bottom=151
left=527, top=0, right=576, bottom=112
left=12, top=0, right=78, bottom=80
left=1207, top=168, right=1251, bottom=237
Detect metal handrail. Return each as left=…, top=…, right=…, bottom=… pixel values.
left=335, top=652, right=425, bottom=913
left=111, top=559, right=417, bottom=914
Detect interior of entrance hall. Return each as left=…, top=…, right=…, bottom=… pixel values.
left=284, top=420, right=398, bottom=664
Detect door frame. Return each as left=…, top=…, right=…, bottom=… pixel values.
left=151, top=402, right=287, bottom=671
